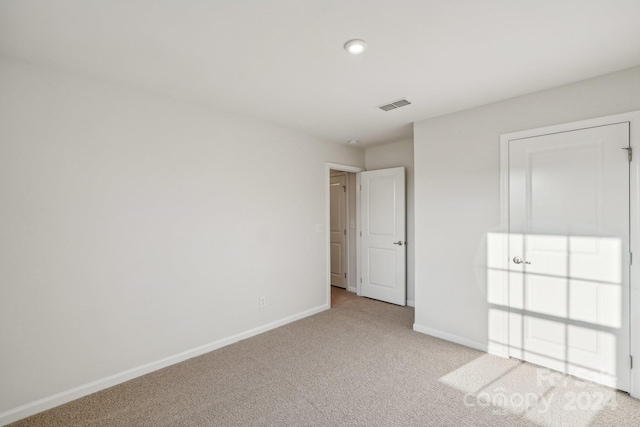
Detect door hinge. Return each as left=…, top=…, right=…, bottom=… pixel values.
left=360, top=230, right=362, bottom=237
left=344, top=229, right=346, bottom=235
left=343, top=186, right=346, bottom=192
left=344, top=272, right=347, bottom=278
left=631, top=355, right=633, bottom=369
left=630, top=252, right=633, bottom=266
left=360, top=277, right=362, bottom=283
left=360, top=185, right=362, bottom=190
left=623, top=147, right=632, bottom=162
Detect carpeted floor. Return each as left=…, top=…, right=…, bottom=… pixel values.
left=10, top=287, right=640, bottom=426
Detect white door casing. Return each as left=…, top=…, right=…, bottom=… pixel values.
left=361, top=167, right=406, bottom=306
left=330, top=174, right=347, bottom=288
left=508, top=123, right=630, bottom=390
left=325, top=162, right=363, bottom=307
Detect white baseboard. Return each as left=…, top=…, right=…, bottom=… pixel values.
left=346, top=286, right=357, bottom=293
left=412, top=323, right=488, bottom=353
left=0, top=304, right=329, bottom=426
left=407, top=299, right=415, bottom=307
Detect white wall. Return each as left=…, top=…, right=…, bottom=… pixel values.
left=413, top=66, right=640, bottom=349
left=0, top=57, right=364, bottom=422
left=365, top=139, right=415, bottom=306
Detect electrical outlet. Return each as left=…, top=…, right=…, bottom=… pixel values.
left=259, top=296, right=266, bottom=308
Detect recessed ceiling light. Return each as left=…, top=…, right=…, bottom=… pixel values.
left=348, top=139, right=359, bottom=145
left=344, top=39, right=367, bottom=55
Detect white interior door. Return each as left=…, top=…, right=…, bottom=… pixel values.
left=330, top=174, right=347, bottom=288
left=508, top=123, right=630, bottom=390
left=360, top=167, right=406, bottom=306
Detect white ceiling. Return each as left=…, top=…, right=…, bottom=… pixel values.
left=1, top=1, right=640, bottom=147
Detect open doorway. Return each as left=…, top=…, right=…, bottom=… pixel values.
left=329, top=169, right=356, bottom=301
left=325, top=163, right=363, bottom=308
left=329, top=170, right=348, bottom=289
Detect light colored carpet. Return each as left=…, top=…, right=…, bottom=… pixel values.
left=10, top=288, right=640, bottom=426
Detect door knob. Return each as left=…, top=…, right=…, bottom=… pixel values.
left=513, top=256, right=531, bottom=265
left=393, top=241, right=404, bottom=246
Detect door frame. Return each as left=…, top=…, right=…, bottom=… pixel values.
left=498, top=110, right=640, bottom=397
left=329, top=171, right=348, bottom=289
left=325, top=163, right=364, bottom=306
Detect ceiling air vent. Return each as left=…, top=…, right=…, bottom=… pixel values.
left=378, top=98, right=412, bottom=111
